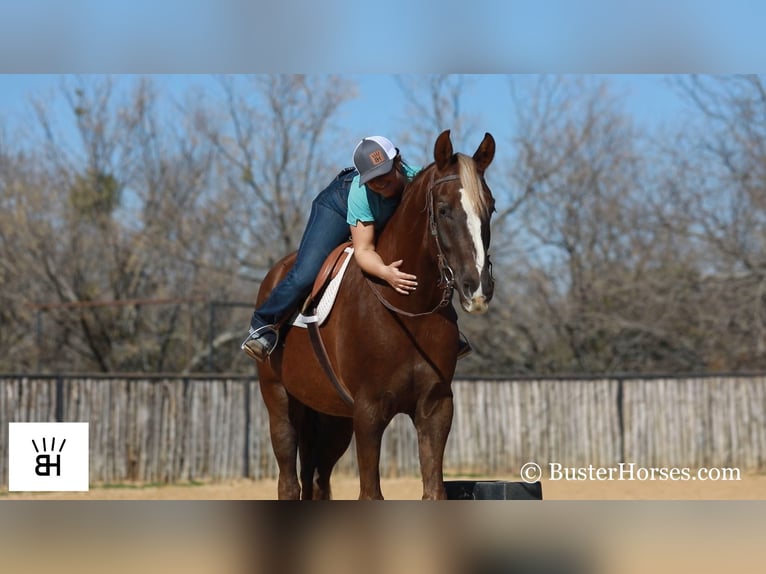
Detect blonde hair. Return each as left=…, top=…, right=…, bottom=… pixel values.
left=457, top=154, right=491, bottom=219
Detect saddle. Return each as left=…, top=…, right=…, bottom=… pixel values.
left=301, top=241, right=351, bottom=312
left=297, top=241, right=354, bottom=319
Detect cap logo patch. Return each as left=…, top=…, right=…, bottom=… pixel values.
left=368, top=150, right=385, bottom=165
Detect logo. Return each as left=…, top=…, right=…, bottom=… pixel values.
left=368, top=150, right=385, bottom=165
left=33, top=436, right=66, bottom=476
left=8, top=422, right=89, bottom=491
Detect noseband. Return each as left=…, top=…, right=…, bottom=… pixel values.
left=366, top=173, right=462, bottom=318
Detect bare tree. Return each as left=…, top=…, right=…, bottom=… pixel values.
left=194, top=75, right=357, bottom=281
left=395, top=74, right=478, bottom=164
left=185, top=75, right=358, bottom=369
left=9, top=74, right=766, bottom=376
left=486, top=76, right=685, bottom=374
left=659, top=74, right=766, bottom=370
left=1, top=76, right=230, bottom=372
left=0, top=129, right=46, bottom=371
left=0, top=75, right=361, bottom=374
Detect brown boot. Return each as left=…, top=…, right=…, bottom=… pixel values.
left=241, top=337, right=273, bottom=362
left=240, top=327, right=277, bottom=362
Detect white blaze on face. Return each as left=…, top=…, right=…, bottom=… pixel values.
left=458, top=184, right=486, bottom=300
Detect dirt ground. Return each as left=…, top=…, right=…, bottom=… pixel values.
left=5, top=473, right=766, bottom=574
left=4, top=471, right=766, bottom=500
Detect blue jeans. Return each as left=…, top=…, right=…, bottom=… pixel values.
left=249, top=168, right=356, bottom=333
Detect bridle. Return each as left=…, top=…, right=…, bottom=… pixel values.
left=365, top=173, right=463, bottom=318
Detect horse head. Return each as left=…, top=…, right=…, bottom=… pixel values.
left=430, top=129, right=496, bottom=313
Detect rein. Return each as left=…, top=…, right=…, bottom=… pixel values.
left=365, top=173, right=461, bottom=318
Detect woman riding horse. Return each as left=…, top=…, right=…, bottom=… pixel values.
left=255, top=130, right=496, bottom=499
left=242, top=136, right=470, bottom=361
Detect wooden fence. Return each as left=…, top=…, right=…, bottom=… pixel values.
left=2, top=374, right=765, bottom=487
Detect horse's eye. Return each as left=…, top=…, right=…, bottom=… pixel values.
left=437, top=203, right=450, bottom=217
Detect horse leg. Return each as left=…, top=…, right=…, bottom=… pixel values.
left=314, top=415, right=354, bottom=500
left=353, top=403, right=388, bottom=500
left=298, top=409, right=320, bottom=500
left=269, top=415, right=301, bottom=500
left=297, top=411, right=353, bottom=500
left=261, top=382, right=302, bottom=500
left=413, top=388, right=454, bottom=500
left=302, top=414, right=354, bottom=500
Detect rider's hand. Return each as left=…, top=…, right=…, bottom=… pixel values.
left=386, top=260, right=418, bottom=295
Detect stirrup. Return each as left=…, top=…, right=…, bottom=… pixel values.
left=240, top=324, right=279, bottom=358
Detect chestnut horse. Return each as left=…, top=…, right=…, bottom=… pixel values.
left=256, top=130, right=496, bottom=499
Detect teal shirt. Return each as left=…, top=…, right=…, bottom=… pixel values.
left=346, top=164, right=420, bottom=232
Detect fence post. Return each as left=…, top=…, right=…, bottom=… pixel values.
left=208, top=302, right=215, bottom=372
left=244, top=381, right=251, bottom=478
left=616, top=377, right=625, bottom=462
left=36, top=310, right=42, bottom=372
left=55, top=375, right=64, bottom=422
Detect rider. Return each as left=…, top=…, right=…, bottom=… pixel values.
left=241, top=136, right=420, bottom=362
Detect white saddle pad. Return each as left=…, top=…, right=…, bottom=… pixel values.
left=292, top=246, right=354, bottom=329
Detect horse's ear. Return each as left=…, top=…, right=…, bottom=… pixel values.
left=473, top=132, right=495, bottom=173
left=434, top=129, right=453, bottom=170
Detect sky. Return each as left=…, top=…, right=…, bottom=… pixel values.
left=0, top=2, right=764, bottom=73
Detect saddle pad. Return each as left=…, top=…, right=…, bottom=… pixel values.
left=292, top=246, right=354, bottom=329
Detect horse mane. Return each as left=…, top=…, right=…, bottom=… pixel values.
left=397, top=162, right=433, bottom=210
left=398, top=152, right=491, bottom=220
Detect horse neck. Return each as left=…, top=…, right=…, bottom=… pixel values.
left=376, top=176, right=444, bottom=305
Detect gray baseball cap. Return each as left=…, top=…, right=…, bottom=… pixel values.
left=353, top=136, right=397, bottom=185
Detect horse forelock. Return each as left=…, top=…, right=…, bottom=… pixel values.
left=456, top=154, right=491, bottom=221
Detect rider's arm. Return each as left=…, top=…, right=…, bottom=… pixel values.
left=350, top=222, right=417, bottom=295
